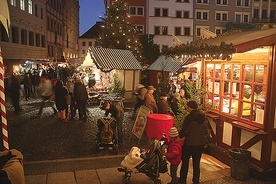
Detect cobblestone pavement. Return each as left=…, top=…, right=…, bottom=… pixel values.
left=3, top=97, right=149, bottom=162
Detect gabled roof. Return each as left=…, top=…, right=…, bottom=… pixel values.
left=147, top=55, right=185, bottom=72
left=80, top=22, right=103, bottom=38
left=202, top=28, right=276, bottom=53
left=89, top=47, right=142, bottom=72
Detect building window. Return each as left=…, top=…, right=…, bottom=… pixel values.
left=244, top=14, right=249, bottom=22
left=175, top=27, right=181, bottom=35
left=155, top=8, right=161, bottom=17
left=41, top=7, right=43, bottom=19
left=20, top=0, right=25, bottom=10
left=196, top=10, right=209, bottom=20
left=129, top=7, right=144, bottom=16
left=82, top=41, right=86, bottom=46
left=162, top=26, right=168, bottom=35
left=10, top=0, right=16, bottom=6
left=236, top=14, right=242, bottom=23
left=215, top=27, right=226, bottom=35
left=196, top=0, right=209, bottom=4
left=41, top=35, right=45, bottom=47
left=162, top=8, right=168, bottom=17
left=28, top=0, right=32, bottom=14
left=236, top=0, right=242, bottom=6
left=216, top=11, right=228, bottom=21
left=35, top=33, right=40, bottom=47
left=129, top=7, right=136, bottom=15
left=12, top=27, right=19, bottom=43
left=21, top=29, right=27, bottom=45
left=154, top=26, right=161, bottom=35
left=183, top=11, right=189, bottom=18
left=89, top=41, right=92, bottom=46
left=137, top=8, right=143, bottom=15
left=216, top=0, right=228, bottom=5
left=136, top=25, right=144, bottom=34
left=205, top=61, right=268, bottom=125
left=253, top=9, right=259, bottom=18
left=29, top=31, right=34, bottom=46
left=176, top=10, right=182, bottom=18
left=244, top=0, right=250, bottom=6
left=35, top=4, right=38, bottom=16
left=184, top=27, right=190, bottom=36
left=262, top=10, right=267, bottom=19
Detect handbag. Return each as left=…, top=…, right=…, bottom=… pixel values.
left=50, top=92, right=55, bottom=101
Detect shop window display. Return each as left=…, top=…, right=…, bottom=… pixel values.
left=205, top=61, right=267, bottom=126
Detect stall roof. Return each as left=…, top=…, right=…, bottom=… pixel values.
left=202, top=28, right=276, bottom=53
left=89, top=47, right=142, bottom=71
left=147, top=55, right=186, bottom=72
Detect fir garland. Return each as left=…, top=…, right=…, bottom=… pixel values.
left=162, top=41, right=234, bottom=61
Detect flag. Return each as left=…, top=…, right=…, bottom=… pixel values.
left=171, top=34, right=183, bottom=47
left=200, top=28, right=216, bottom=39
left=0, top=0, right=10, bottom=36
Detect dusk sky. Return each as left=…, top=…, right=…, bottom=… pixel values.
left=79, top=0, right=106, bottom=36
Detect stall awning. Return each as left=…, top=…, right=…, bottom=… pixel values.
left=89, top=47, right=142, bottom=72
left=147, top=55, right=185, bottom=72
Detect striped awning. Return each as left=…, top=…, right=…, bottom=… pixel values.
left=147, top=55, right=185, bottom=72
left=89, top=47, right=142, bottom=72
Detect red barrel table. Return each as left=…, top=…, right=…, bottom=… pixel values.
left=146, top=114, right=174, bottom=140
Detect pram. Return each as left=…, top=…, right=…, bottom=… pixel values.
left=95, top=117, right=118, bottom=154
left=118, top=134, right=168, bottom=184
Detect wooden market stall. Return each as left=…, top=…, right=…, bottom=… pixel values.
left=200, top=28, right=276, bottom=178
left=86, top=47, right=142, bottom=101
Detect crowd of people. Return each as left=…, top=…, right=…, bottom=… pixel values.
left=133, top=79, right=208, bottom=184
left=8, top=70, right=208, bottom=184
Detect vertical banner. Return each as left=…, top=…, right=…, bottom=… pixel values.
left=0, top=47, right=8, bottom=150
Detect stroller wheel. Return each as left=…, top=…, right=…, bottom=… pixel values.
left=154, top=179, right=161, bottom=184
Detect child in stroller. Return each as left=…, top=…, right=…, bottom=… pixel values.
left=95, top=117, right=118, bottom=154
left=118, top=134, right=168, bottom=184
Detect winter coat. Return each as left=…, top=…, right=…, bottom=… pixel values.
left=165, top=140, right=184, bottom=164
left=105, top=102, right=124, bottom=120
left=179, top=110, right=208, bottom=146
left=144, top=93, right=157, bottom=113
left=74, top=82, right=88, bottom=103
left=157, top=99, right=170, bottom=114
left=55, top=81, right=68, bottom=111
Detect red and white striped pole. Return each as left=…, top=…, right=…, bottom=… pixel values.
left=0, top=47, right=9, bottom=150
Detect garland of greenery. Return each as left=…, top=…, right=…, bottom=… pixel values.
left=162, top=41, right=234, bottom=61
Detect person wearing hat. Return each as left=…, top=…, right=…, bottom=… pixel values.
left=133, top=84, right=147, bottom=118
left=101, top=101, right=124, bottom=146
left=157, top=92, right=170, bottom=114
left=165, top=127, right=184, bottom=184
left=178, top=100, right=208, bottom=184
left=144, top=86, right=158, bottom=113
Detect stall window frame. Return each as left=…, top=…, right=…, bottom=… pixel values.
left=204, top=60, right=268, bottom=129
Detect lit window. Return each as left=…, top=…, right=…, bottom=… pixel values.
left=28, top=0, right=32, bottom=14
left=20, top=0, right=25, bottom=10
left=10, top=0, right=16, bottom=6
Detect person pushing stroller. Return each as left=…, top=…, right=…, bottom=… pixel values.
left=101, top=101, right=124, bottom=147
left=165, top=127, right=184, bottom=184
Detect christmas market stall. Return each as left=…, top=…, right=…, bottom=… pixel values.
left=166, top=28, right=276, bottom=178
left=146, top=55, right=186, bottom=92
left=79, top=47, right=142, bottom=103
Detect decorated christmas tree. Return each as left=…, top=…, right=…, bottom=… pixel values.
left=96, top=0, right=142, bottom=60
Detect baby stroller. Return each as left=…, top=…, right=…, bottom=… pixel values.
left=118, top=134, right=168, bottom=184
left=95, top=117, right=118, bottom=154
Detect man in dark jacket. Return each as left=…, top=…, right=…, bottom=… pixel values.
left=101, top=101, right=124, bottom=146
left=23, top=72, right=32, bottom=101
left=74, top=77, right=88, bottom=122
left=178, top=100, right=208, bottom=184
